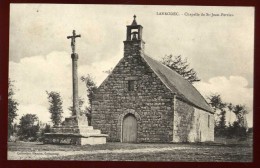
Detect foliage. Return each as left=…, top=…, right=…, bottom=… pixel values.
left=46, top=91, right=63, bottom=126
left=103, top=67, right=113, bottom=75
left=85, top=106, right=92, bottom=126
left=232, top=104, right=248, bottom=128
left=208, top=94, right=227, bottom=137
left=229, top=104, right=248, bottom=139
left=208, top=94, right=226, bottom=110
left=17, top=114, right=40, bottom=141
left=161, top=55, right=200, bottom=84
left=226, top=121, right=247, bottom=139
left=81, top=75, right=98, bottom=107
left=208, top=94, right=249, bottom=139
left=8, top=78, right=19, bottom=139
left=38, top=124, right=51, bottom=142
left=247, top=127, right=253, bottom=134
left=81, top=74, right=98, bottom=125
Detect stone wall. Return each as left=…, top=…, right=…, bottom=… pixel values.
left=92, top=41, right=174, bottom=142
left=192, top=108, right=214, bottom=142
left=173, top=98, right=214, bottom=142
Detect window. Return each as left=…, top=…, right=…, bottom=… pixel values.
left=128, top=80, right=135, bottom=91
left=208, top=115, right=210, bottom=127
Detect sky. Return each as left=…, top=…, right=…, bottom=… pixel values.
left=9, top=4, right=254, bottom=127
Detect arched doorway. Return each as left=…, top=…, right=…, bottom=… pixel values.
left=122, top=114, right=137, bottom=143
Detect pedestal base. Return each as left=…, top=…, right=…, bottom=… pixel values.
left=44, top=116, right=107, bottom=145
left=81, top=135, right=107, bottom=145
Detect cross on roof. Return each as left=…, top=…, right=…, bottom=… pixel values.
left=67, top=30, right=81, bottom=54
left=131, top=15, right=137, bottom=26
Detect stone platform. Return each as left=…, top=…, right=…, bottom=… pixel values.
left=44, top=116, right=107, bottom=145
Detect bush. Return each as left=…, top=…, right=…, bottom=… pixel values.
left=9, top=134, right=18, bottom=142
left=37, top=124, right=51, bottom=142
left=17, top=114, right=40, bottom=141
left=225, top=121, right=247, bottom=139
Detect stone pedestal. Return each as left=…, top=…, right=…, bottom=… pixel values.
left=44, top=116, right=107, bottom=145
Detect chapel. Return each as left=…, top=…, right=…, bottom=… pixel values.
left=91, top=16, right=214, bottom=143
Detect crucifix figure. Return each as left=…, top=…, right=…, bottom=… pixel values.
left=67, top=30, right=81, bottom=54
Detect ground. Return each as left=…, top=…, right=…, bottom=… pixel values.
left=8, top=138, right=252, bottom=162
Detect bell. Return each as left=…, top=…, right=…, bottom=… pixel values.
left=132, top=31, right=138, bottom=40
left=132, top=34, right=137, bottom=40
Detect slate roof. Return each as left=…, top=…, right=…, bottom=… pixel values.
left=143, top=54, right=213, bottom=113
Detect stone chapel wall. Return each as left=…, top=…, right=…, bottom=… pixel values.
left=92, top=53, right=174, bottom=142
left=173, top=98, right=214, bottom=142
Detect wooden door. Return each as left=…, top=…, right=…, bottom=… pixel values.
left=122, top=114, right=137, bottom=143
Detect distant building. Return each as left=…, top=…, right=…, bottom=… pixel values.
left=92, top=16, right=214, bottom=143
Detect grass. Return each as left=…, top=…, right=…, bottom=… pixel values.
left=8, top=141, right=193, bottom=151
left=53, top=147, right=252, bottom=162
left=8, top=138, right=253, bottom=162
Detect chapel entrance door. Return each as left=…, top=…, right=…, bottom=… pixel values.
left=122, top=114, right=137, bottom=143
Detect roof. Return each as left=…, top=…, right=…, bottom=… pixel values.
left=142, top=54, right=213, bottom=113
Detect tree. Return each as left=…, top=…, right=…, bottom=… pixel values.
left=81, top=74, right=98, bottom=125
left=232, top=105, right=248, bottom=129
left=161, top=55, right=200, bottom=84
left=103, top=67, right=113, bottom=75
left=225, top=105, right=248, bottom=139
left=46, top=91, right=63, bottom=126
left=8, top=78, right=19, bottom=139
left=226, top=121, right=247, bottom=139
left=207, top=94, right=249, bottom=139
left=227, top=103, right=233, bottom=125
left=207, top=94, right=227, bottom=137
left=17, top=114, right=39, bottom=141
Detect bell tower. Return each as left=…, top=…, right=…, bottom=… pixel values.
left=124, top=15, right=145, bottom=57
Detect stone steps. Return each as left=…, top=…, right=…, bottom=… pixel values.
left=44, top=133, right=108, bottom=145
left=51, top=126, right=97, bottom=134
left=80, top=129, right=101, bottom=135
left=45, top=116, right=107, bottom=145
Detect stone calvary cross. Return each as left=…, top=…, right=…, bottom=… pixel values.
left=43, top=30, right=107, bottom=145
left=67, top=30, right=81, bottom=54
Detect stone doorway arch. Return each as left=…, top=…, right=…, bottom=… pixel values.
left=122, top=114, right=137, bottom=143
left=119, top=109, right=141, bottom=143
